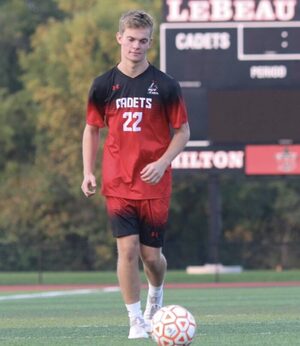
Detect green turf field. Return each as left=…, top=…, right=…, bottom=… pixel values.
left=0, top=286, right=299, bottom=346
left=0, top=269, right=300, bottom=285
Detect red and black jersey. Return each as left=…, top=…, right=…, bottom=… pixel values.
left=86, top=64, right=188, bottom=199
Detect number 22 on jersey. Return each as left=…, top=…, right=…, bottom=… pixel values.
left=122, top=111, right=143, bottom=132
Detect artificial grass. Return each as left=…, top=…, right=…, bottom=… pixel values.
left=0, top=286, right=300, bottom=345
left=0, top=269, right=299, bottom=285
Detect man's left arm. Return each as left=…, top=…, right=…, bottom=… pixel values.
left=140, top=122, right=190, bottom=185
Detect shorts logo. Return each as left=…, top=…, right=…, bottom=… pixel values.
left=147, top=81, right=159, bottom=95
left=151, top=231, right=159, bottom=238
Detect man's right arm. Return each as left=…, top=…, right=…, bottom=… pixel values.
left=81, top=124, right=100, bottom=197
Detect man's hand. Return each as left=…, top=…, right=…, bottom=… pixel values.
left=81, top=173, right=97, bottom=197
left=140, top=123, right=190, bottom=185
left=140, top=160, right=168, bottom=185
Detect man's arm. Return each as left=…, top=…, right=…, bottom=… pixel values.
left=81, top=124, right=100, bottom=197
left=140, top=122, right=190, bottom=185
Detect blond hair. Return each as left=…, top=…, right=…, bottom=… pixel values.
left=119, top=10, right=154, bottom=36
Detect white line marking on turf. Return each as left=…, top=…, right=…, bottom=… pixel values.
left=0, top=286, right=120, bottom=301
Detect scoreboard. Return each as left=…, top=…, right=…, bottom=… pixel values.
left=160, top=0, right=300, bottom=145
left=161, top=22, right=300, bottom=88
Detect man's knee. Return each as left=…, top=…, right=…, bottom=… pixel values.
left=117, top=235, right=140, bottom=263
left=141, top=249, right=166, bottom=269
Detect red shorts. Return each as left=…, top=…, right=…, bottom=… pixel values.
left=105, top=197, right=170, bottom=248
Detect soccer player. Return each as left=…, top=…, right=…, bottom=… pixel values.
left=81, top=10, right=190, bottom=339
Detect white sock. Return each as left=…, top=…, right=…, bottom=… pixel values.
left=125, top=301, right=143, bottom=322
left=148, top=283, right=163, bottom=298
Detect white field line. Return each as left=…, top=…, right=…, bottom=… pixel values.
left=0, top=286, right=120, bottom=302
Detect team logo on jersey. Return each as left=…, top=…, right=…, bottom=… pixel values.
left=147, top=81, right=159, bottom=95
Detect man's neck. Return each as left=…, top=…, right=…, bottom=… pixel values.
left=117, top=60, right=149, bottom=78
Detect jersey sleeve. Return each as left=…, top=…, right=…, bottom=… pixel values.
left=86, top=80, right=106, bottom=128
left=165, top=81, right=188, bottom=129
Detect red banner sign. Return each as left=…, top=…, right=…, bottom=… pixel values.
left=245, top=145, right=300, bottom=175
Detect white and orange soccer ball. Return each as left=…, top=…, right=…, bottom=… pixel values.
left=151, top=305, right=197, bottom=346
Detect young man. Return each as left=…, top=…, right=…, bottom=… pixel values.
left=81, top=10, right=190, bottom=339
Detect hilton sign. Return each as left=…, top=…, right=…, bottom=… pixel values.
left=172, top=150, right=244, bottom=170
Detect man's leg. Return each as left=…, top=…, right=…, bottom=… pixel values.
left=138, top=197, right=169, bottom=328
left=117, top=234, right=141, bottom=304
left=140, top=245, right=166, bottom=286
left=116, top=235, right=149, bottom=339
left=140, top=245, right=167, bottom=327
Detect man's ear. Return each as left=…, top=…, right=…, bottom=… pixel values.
left=116, top=32, right=122, bottom=44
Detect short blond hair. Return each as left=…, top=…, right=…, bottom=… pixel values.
left=119, top=10, right=154, bottom=36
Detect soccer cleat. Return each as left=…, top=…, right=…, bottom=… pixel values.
left=128, top=316, right=149, bottom=339
left=143, top=292, right=163, bottom=332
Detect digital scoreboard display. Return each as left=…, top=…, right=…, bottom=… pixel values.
left=161, top=0, right=300, bottom=145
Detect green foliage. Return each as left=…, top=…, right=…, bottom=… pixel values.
left=0, top=89, right=36, bottom=170
left=221, top=176, right=300, bottom=269
left=0, top=0, right=63, bottom=92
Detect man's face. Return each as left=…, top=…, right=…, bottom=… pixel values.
left=116, top=27, right=152, bottom=63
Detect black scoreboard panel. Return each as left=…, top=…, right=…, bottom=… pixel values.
left=161, top=23, right=300, bottom=89
left=181, top=88, right=208, bottom=140
left=242, top=26, right=300, bottom=57
left=208, top=89, right=300, bottom=144
left=162, top=26, right=238, bottom=88
left=160, top=22, right=300, bottom=144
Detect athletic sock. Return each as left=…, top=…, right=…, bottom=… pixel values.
left=125, top=301, right=143, bottom=323
left=148, top=283, right=163, bottom=298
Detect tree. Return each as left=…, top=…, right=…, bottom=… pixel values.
left=0, top=0, right=63, bottom=92
left=221, top=176, right=300, bottom=269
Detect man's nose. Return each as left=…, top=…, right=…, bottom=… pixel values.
left=132, top=41, right=141, bottom=49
